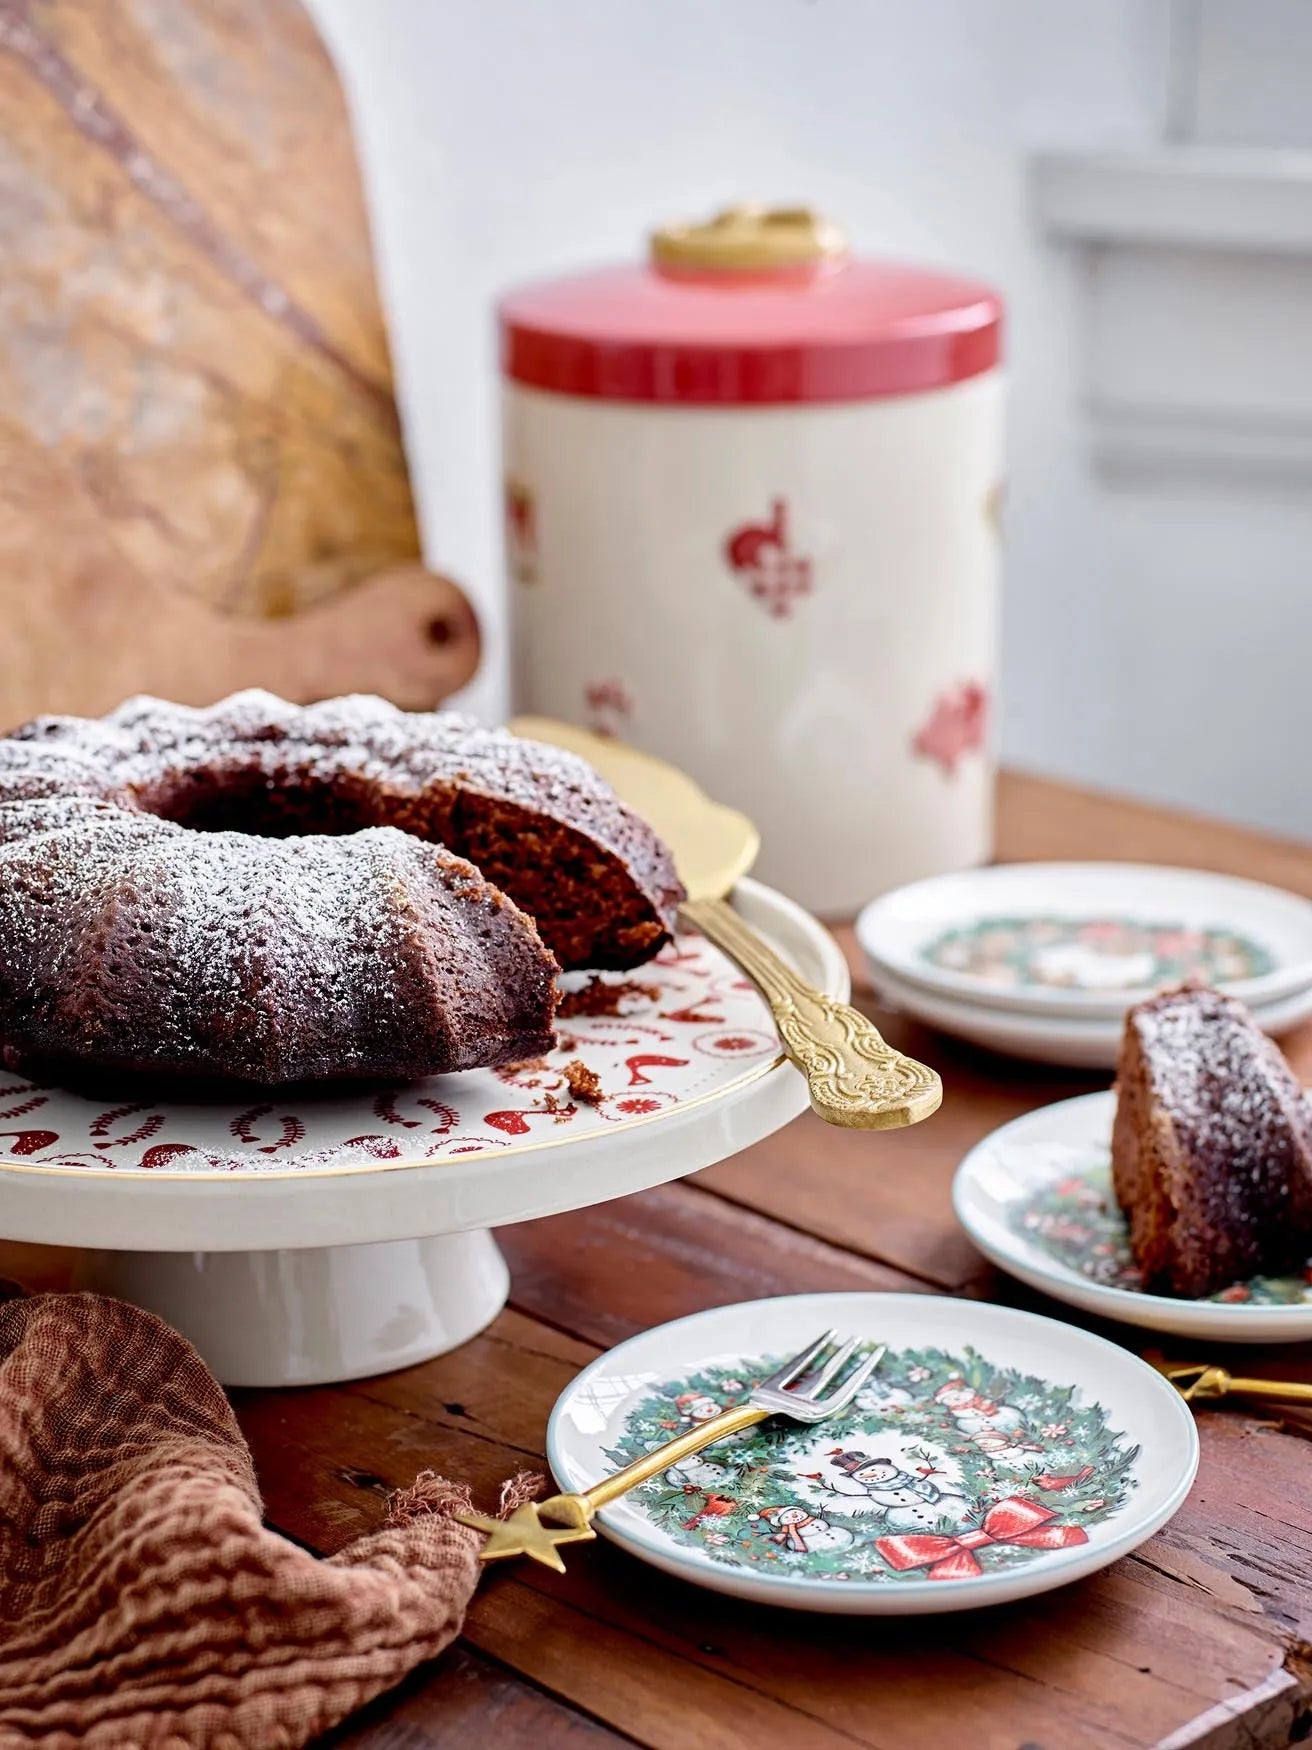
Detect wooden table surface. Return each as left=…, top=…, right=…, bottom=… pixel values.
left=15, top=773, right=1312, bottom=1748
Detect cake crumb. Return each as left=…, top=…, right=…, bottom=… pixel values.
left=559, top=978, right=660, bottom=1018
left=498, top=1055, right=549, bottom=1079
left=564, top=1059, right=604, bottom=1105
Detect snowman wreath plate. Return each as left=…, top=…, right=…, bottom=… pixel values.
left=546, top=1292, right=1197, bottom=1614
left=953, top=1091, right=1312, bottom=1343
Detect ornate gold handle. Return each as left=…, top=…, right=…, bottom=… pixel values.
left=454, top=1401, right=768, bottom=1570
left=682, top=897, right=942, bottom=1130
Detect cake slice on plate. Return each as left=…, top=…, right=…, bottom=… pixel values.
left=1112, top=985, right=1312, bottom=1297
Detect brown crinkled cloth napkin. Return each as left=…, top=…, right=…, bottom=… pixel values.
left=0, top=1290, right=538, bottom=1748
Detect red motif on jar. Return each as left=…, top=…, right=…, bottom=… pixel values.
left=659, top=1001, right=725, bottom=1025
left=655, top=941, right=706, bottom=967
left=505, top=476, right=538, bottom=584
left=723, top=498, right=813, bottom=620
left=912, top=681, right=989, bottom=777
left=583, top=678, right=634, bottom=738
left=484, top=1110, right=533, bottom=1135
left=484, top=1099, right=577, bottom=1135
left=429, top=1135, right=511, bottom=1156
left=342, top=1135, right=405, bottom=1159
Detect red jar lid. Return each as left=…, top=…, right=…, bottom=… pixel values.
left=500, top=207, right=1003, bottom=407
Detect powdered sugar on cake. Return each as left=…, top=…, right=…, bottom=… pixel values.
left=1113, top=984, right=1312, bottom=1295
left=1131, top=988, right=1306, bottom=1179
left=23, top=690, right=644, bottom=822
left=0, top=691, right=684, bottom=1086
left=0, top=925, right=781, bottom=1173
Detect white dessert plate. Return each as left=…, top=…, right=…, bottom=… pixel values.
left=867, top=960, right=1312, bottom=1070
left=953, top=1091, right=1312, bottom=1342
left=546, top=1292, right=1198, bottom=1614
left=857, top=863, right=1312, bottom=1019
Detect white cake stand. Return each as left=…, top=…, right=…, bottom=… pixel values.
left=0, top=880, right=845, bottom=1386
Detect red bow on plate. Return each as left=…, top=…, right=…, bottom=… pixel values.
left=875, top=1496, right=1089, bottom=1581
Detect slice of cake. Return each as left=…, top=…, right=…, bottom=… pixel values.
left=1112, top=985, right=1312, bottom=1297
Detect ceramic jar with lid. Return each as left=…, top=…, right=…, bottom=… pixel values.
left=501, top=207, right=1004, bottom=914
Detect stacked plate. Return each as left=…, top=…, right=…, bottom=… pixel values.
left=856, top=862, right=1312, bottom=1068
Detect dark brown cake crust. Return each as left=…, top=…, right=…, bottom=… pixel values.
left=0, top=691, right=683, bottom=1087
left=2, top=692, right=683, bottom=969
left=1111, top=985, right=1312, bottom=1297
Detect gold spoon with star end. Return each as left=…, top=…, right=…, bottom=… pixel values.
left=456, top=1331, right=886, bottom=1569
left=1153, top=1361, right=1312, bottom=1405
left=509, top=717, right=941, bottom=1130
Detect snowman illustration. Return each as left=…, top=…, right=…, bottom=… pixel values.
left=934, top=1378, right=1036, bottom=1453
left=854, top=1381, right=913, bottom=1415
left=664, top=1454, right=733, bottom=1494
left=824, top=1450, right=972, bottom=1532
left=753, top=1504, right=854, bottom=1555
left=674, top=1391, right=722, bottom=1426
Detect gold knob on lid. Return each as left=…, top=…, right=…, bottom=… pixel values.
left=651, top=204, right=848, bottom=272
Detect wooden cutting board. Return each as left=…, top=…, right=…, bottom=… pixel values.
left=0, top=0, right=479, bottom=724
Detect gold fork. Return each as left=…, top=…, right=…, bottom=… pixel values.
left=455, top=1329, right=885, bottom=1571
left=1153, top=1361, right=1312, bottom=1405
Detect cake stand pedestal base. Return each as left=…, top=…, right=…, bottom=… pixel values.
left=77, top=1230, right=510, bottom=1387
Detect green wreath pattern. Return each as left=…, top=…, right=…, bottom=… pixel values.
left=607, top=1344, right=1138, bottom=1584
left=1014, top=1161, right=1312, bottom=1306
left=920, top=915, right=1273, bottom=992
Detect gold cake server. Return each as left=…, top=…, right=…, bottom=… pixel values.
left=510, top=716, right=941, bottom=1129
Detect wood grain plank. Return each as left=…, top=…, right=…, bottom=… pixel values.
left=499, top=1179, right=936, bottom=1351
left=9, top=773, right=1312, bottom=1747
left=997, top=771, right=1312, bottom=900
left=239, top=1370, right=871, bottom=1750
left=347, top=1309, right=594, bottom=1466
left=235, top=1308, right=1310, bottom=1750
left=466, top=1581, right=866, bottom=1750
left=692, top=1043, right=1093, bottom=1294
left=696, top=771, right=1312, bottom=1289
left=316, top=1645, right=635, bottom=1749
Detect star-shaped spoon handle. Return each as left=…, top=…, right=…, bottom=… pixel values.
left=455, top=1400, right=768, bottom=1571
left=454, top=1494, right=596, bottom=1572
left=1154, top=1360, right=1312, bottom=1404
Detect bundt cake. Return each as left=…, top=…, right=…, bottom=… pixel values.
left=0, top=691, right=683, bottom=1086
left=1112, top=984, right=1312, bottom=1297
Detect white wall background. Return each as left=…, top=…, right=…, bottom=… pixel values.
left=308, top=0, right=1312, bottom=841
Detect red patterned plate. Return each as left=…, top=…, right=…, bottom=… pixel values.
left=0, top=880, right=844, bottom=1260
